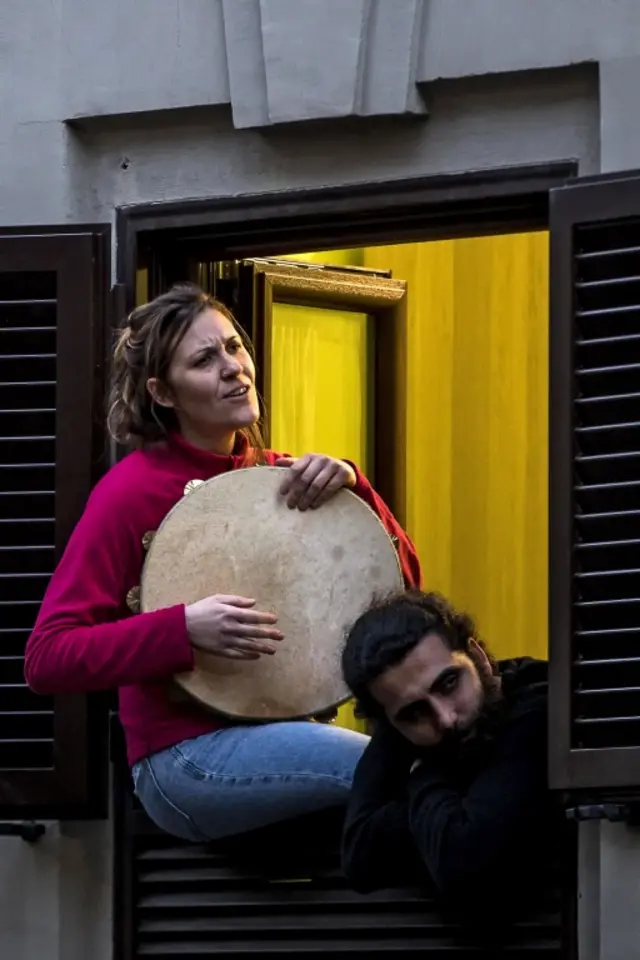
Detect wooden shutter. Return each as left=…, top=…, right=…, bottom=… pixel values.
left=0, top=226, right=111, bottom=819
left=115, top=794, right=567, bottom=958
left=549, top=173, right=640, bottom=791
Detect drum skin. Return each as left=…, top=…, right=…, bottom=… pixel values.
left=140, top=467, right=403, bottom=721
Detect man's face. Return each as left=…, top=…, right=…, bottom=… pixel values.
left=369, top=632, right=497, bottom=749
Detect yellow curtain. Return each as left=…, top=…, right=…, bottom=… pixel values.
left=364, top=234, right=550, bottom=662
left=270, top=303, right=372, bottom=474
left=269, top=259, right=372, bottom=731
left=277, top=249, right=364, bottom=268
left=135, top=268, right=149, bottom=306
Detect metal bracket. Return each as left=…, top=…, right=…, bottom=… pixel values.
left=0, top=822, right=46, bottom=843
left=565, top=803, right=640, bottom=825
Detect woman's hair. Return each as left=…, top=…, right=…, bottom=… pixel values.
left=107, top=282, right=265, bottom=459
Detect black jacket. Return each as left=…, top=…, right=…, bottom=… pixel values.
left=342, top=658, right=563, bottom=915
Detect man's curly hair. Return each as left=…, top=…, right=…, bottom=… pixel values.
left=341, top=590, right=495, bottom=720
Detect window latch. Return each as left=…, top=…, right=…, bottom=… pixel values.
left=0, top=822, right=46, bottom=843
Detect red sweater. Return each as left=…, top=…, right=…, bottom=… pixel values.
left=25, top=433, right=422, bottom=766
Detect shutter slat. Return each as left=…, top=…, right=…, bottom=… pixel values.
left=139, top=914, right=561, bottom=933
left=576, top=394, right=640, bottom=429
left=0, top=711, right=54, bottom=744
left=0, top=546, right=55, bottom=576
left=576, top=451, right=640, bottom=484
left=136, top=941, right=561, bottom=956
left=0, top=413, right=56, bottom=436
left=0, top=684, right=54, bottom=712
left=0, top=656, right=35, bottom=684
left=577, top=276, right=640, bottom=290
left=576, top=509, right=640, bottom=541
left=577, top=245, right=640, bottom=261
left=0, top=297, right=56, bottom=306
left=0, top=438, right=56, bottom=462
left=577, top=481, right=640, bottom=512
left=137, top=943, right=561, bottom=956
left=0, top=493, right=56, bottom=519
left=0, top=383, right=56, bottom=407
left=0, top=330, right=56, bottom=352
left=578, top=336, right=640, bottom=366
left=577, top=365, right=640, bottom=396
left=576, top=652, right=640, bottom=664
left=575, top=423, right=640, bottom=456
left=0, top=628, right=35, bottom=656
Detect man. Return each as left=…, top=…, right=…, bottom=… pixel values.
left=340, top=590, right=563, bottom=919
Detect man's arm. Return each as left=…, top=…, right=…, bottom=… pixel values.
left=406, top=694, right=550, bottom=901
left=341, top=726, right=421, bottom=892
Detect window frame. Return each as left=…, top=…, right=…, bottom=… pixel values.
left=113, top=162, right=582, bottom=956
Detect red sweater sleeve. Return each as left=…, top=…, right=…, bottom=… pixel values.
left=347, top=463, right=422, bottom=590
left=24, top=477, right=195, bottom=696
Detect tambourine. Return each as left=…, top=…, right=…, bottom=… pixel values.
left=136, top=467, right=404, bottom=721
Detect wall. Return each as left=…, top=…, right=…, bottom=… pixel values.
left=1, top=66, right=600, bottom=230
left=1, top=2, right=640, bottom=959
left=0, top=820, right=111, bottom=960
left=6, top=0, right=640, bottom=230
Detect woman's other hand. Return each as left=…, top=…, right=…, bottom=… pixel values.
left=185, top=595, right=283, bottom=660
left=275, top=454, right=356, bottom=511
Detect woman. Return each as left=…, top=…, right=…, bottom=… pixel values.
left=25, top=283, right=421, bottom=842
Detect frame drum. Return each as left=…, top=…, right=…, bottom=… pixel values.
left=140, top=467, right=403, bottom=721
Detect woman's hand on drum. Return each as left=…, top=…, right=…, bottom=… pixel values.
left=275, top=454, right=356, bottom=511
left=185, top=595, right=283, bottom=660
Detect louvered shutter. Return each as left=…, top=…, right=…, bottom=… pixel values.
left=549, top=174, right=640, bottom=791
left=111, top=711, right=571, bottom=960
left=0, top=227, right=110, bottom=819
left=117, top=802, right=568, bottom=958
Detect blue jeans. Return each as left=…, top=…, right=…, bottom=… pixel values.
left=132, top=721, right=369, bottom=841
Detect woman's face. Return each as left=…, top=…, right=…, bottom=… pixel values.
left=147, top=307, right=259, bottom=450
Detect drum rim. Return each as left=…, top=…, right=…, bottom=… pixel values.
left=171, top=674, right=355, bottom=724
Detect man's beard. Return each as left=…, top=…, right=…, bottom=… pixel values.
left=438, top=664, right=504, bottom=757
